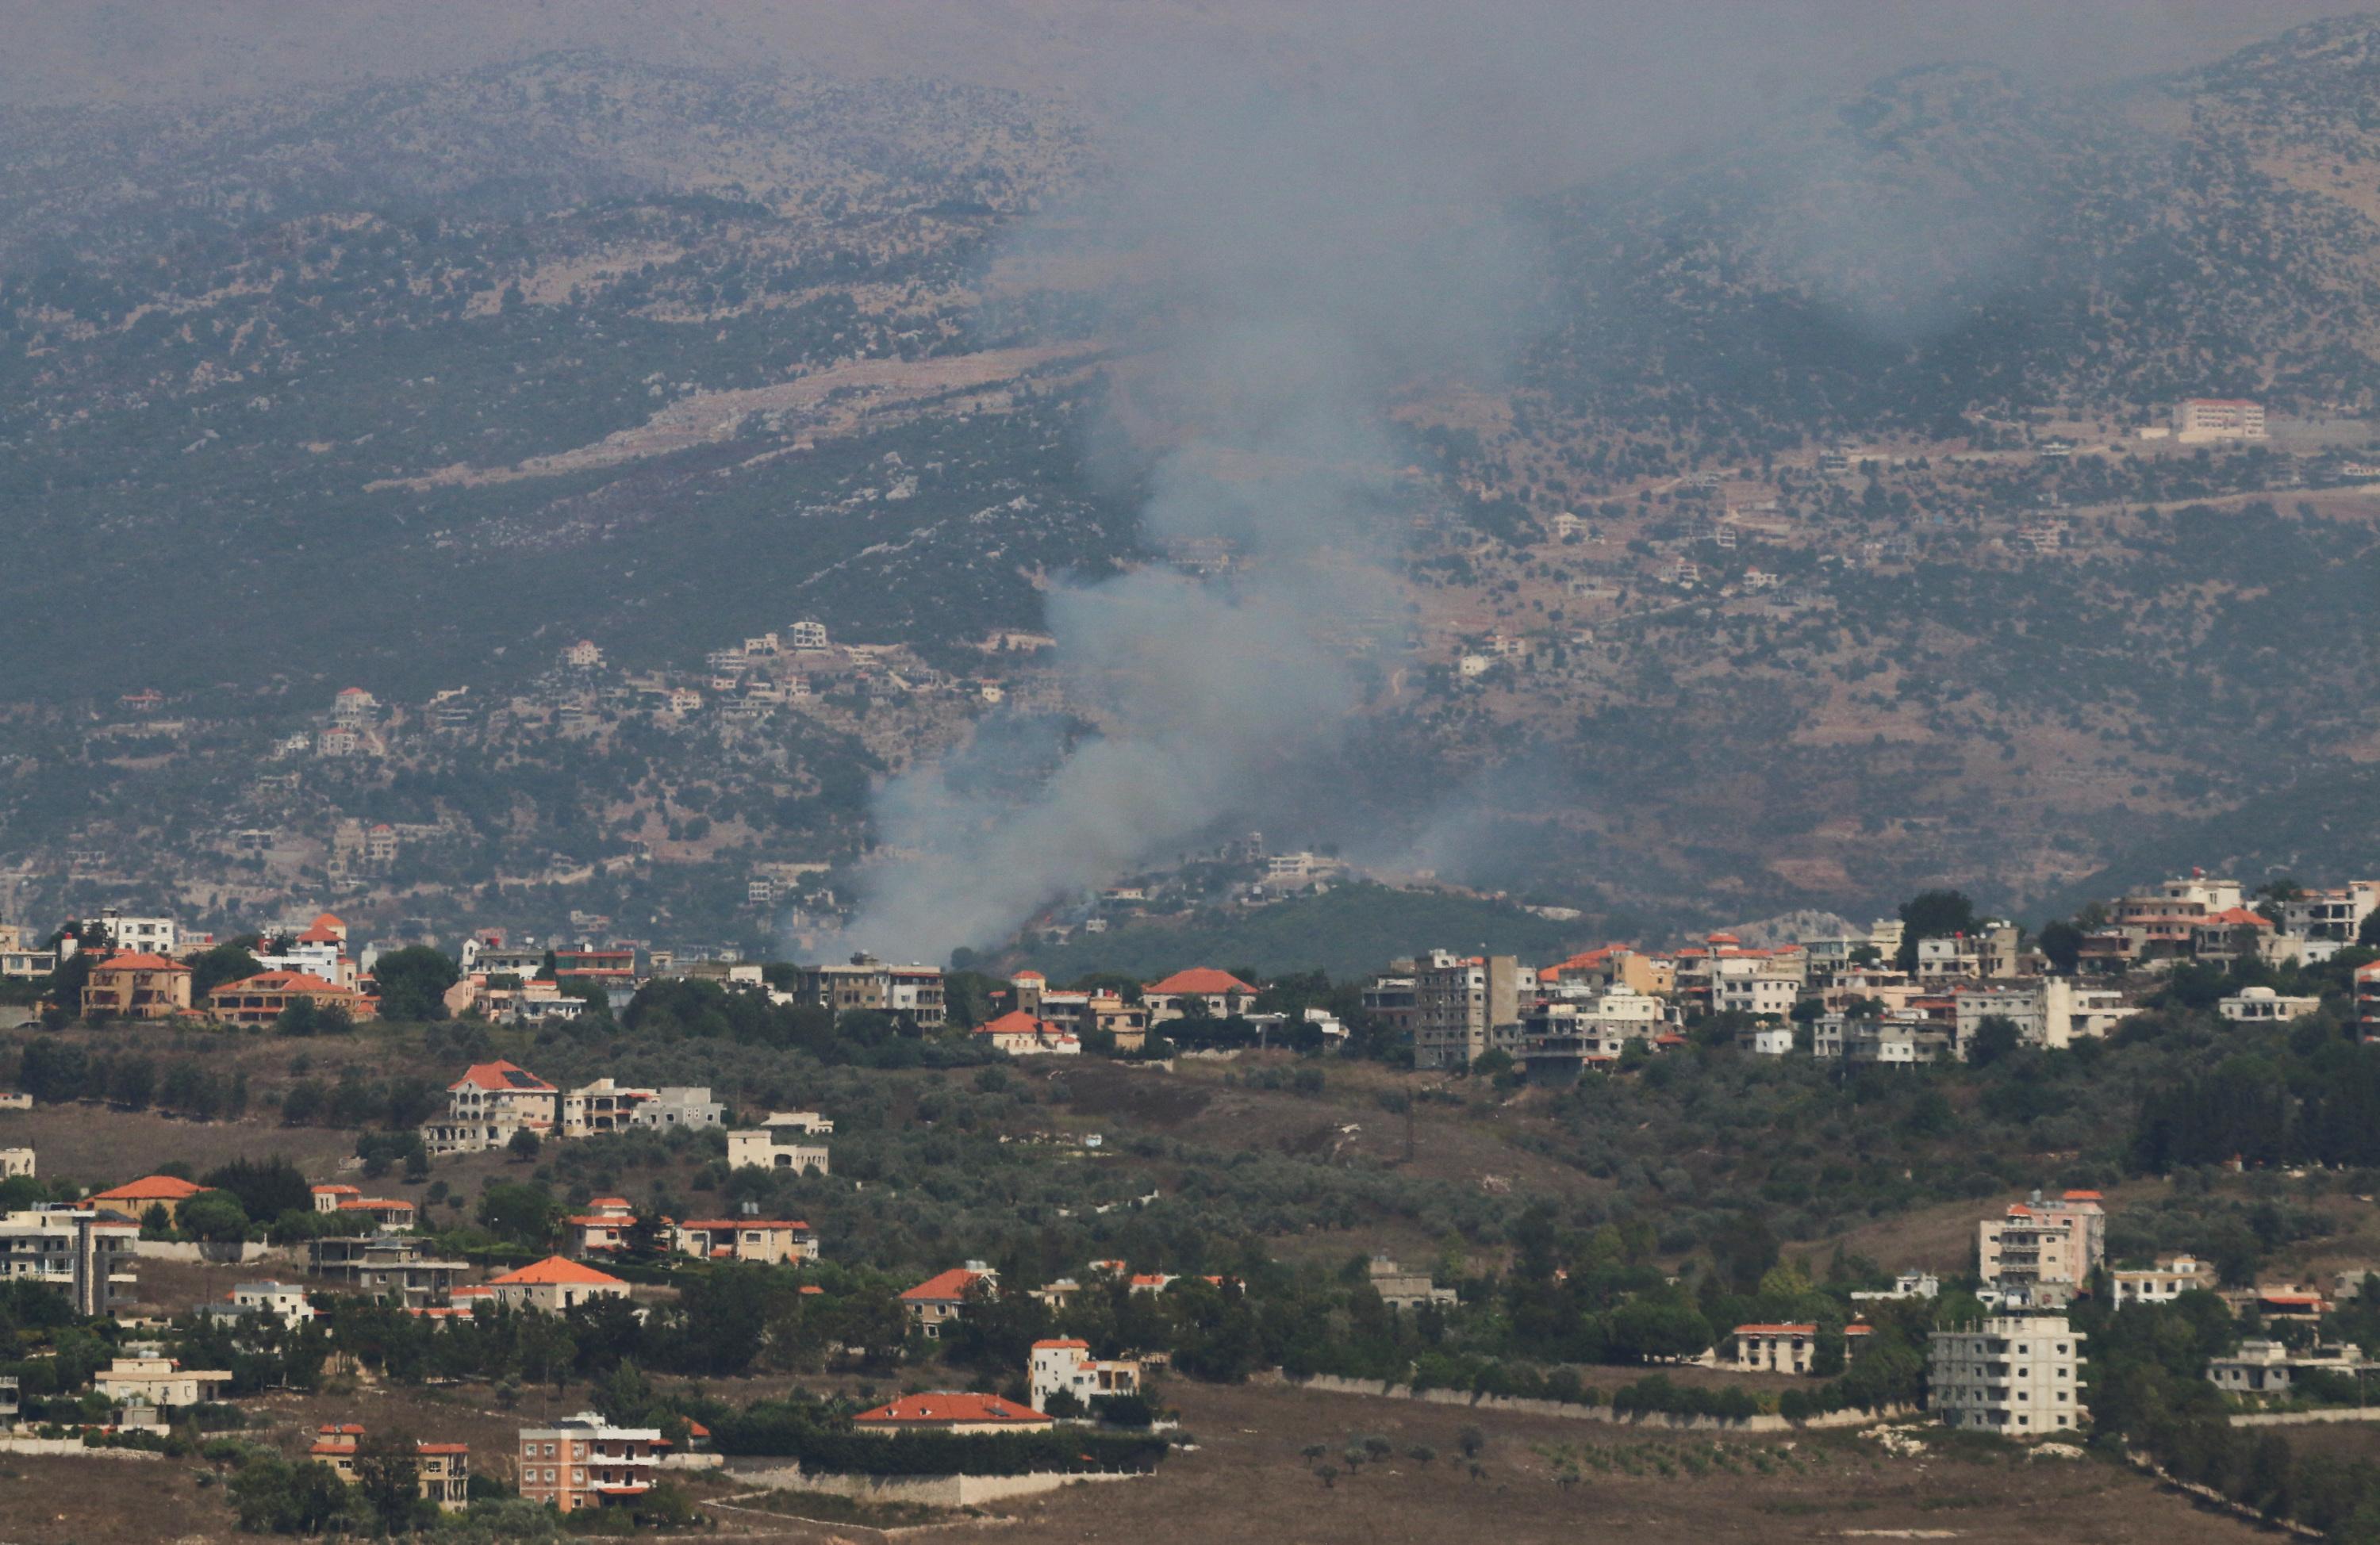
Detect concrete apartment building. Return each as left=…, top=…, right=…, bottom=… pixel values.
left=1410, top=950, right=1522, bottom=1071
left=2282, top=882, right=2379, bottom=942
left=1517, top=987, right=1672, bottom=1076
left=518, top=1413, right=668, bottom=1515
left=1812, top=1015, right=1948, bottom=1064
left=1952, top=979, right=2129, bottom=1055
left=0, top=1207, right=137, bottom=1315
left=1030, top=1339, right=1143, bottom=1412
left=2172, top=397, right=2267, bottom=442
left=782, top=954, right=946, bottom=1026
left=86, top=909, right=178, bottom=957
left=306, top=1236, right=470, bottom=1306
left=1929, top=1315, right=2085, bottom=1434
left=1979, top=1191, right=2106, bottom=1306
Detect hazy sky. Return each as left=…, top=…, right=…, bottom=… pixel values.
left=2, top=1, right=2361, bottom=113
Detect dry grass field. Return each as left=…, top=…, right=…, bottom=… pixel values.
left=0, top=1375, right=2283, bottom=1545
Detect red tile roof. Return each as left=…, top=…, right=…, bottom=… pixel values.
left=978, top=1010, right=1069, bottom=1040
left=852, top=1392, right=1050, bottom=1428
left=1144, top=967, right=1256, bottom=996
left=90, top=952, right=190, bottom=974
left=1034, top=1338, right=1090, bottom=1349
left=902, top=1267, right=991, bottom=1302
left=90, top=1175, right=211, bottom=1203
left=214, top=970, right=346, bottom=995
left=449, top=1060, right=554, bottom=1094
left=487, top=1256, right=628, bottom=1288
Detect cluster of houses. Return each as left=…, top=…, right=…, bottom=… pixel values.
left=411, top=1056, right=832, bottom=1181
left=1338, top=872, right=2380, bottom=1075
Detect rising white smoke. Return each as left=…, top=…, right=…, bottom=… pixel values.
left=831, top=17, right=1546, bottom=962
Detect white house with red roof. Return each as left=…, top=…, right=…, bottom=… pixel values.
left=330, top=687, right=378, bottom=725
left=420, top=1060, right=559, bottom=1155
left=1141, top=968, right=1258, bottom=1023
left=975, top=1010, right=1081, bottom=1056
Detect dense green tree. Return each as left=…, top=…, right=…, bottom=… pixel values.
left=373, top=945, right=461, bottom=1022
left=1894, top=889, right=1978, bottom=972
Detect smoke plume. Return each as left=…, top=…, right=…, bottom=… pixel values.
left=834, top=17, right=1546, bottom=961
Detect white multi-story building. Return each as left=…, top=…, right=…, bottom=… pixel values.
left=786, top=620, right=830, bottom=652
left=1029, top=1339, right=1143, bottom=1412
left=200, top=1280, right=317, bottom=1332
left=86, top=908, right=177, bottom=957
left=1813, top=1015, right=1945, bottom=1064
left=1716, top=973, right=1798, bottom=1018
left=1952, top=979, right=2128, bottom=1056
left=1929, top=1315, right=2085, bottom=1435
left=2172, top=398, right=2266, bottom=442
left=2282, top=883, right=2378, bottom=943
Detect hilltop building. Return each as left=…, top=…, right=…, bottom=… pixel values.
left=1929, top=1315, right=2085, bottom=1434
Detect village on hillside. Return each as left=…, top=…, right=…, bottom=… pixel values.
left=0, top=864, right=2373, bottom=1531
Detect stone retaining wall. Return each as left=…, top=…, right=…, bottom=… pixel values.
left=1263, top=1371, right=1913, bottom=1432
left=720, top=1459, right=1144, bottom=1508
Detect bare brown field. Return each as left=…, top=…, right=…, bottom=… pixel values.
left=0, top=1374, right=2280, bottom=1545
left=0, top=1101, right=355, bottom=1193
